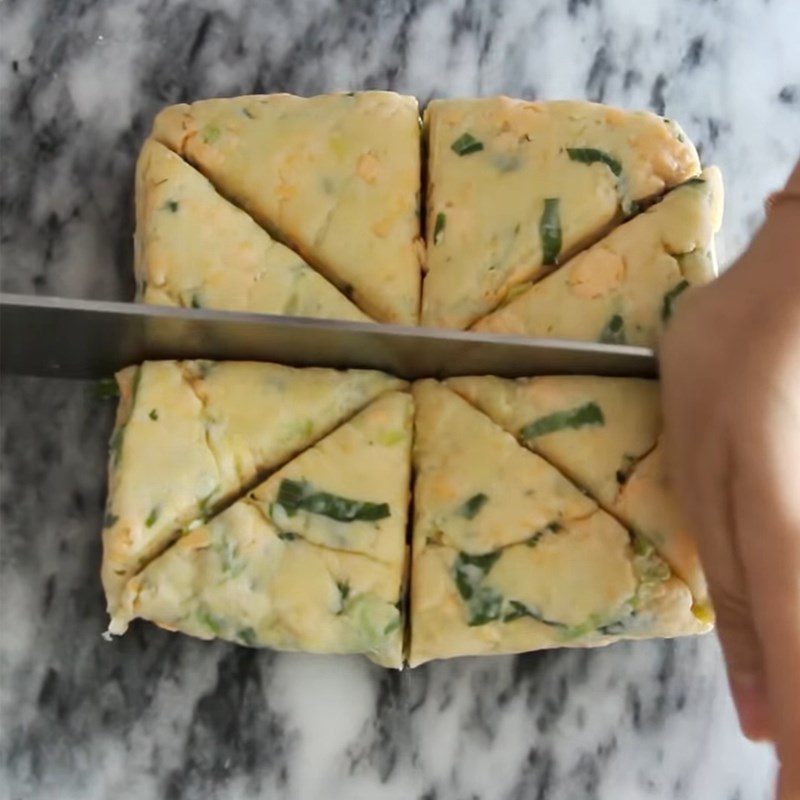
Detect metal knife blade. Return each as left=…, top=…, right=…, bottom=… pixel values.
left=0, top=293, right=658, bottom=380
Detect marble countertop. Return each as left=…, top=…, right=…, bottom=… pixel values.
left=1, top=1, right=797, bottom=798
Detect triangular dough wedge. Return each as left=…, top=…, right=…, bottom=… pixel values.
left=421, top=97, right=701, bottom=329
left=409, top=381, right=707, bottom=666
left=473, top=168, right=723, bottom=344
left=102, top=361, right=404, bottom=616
left=135, top=140, right=369, bottom=321
left=112, top=391, right=414, bottom=668
left=447, top=375, right=710, bottom=618
left=153, top=92, right=422, bottom=325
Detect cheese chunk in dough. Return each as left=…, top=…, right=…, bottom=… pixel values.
left=447, top=375, right=710, bottom=618
left=153, top=92, right=422, bottom=325
left=134, top=140, right=368, bottom=321
left=408, top=381, right=707, bottom=666
left=102, top=361, right=404, bottom=616
left=473, top=168, right=723, bottom=345
left=112, top=391, right=414, bottom=668
left=422, top=97, right=701, bottom=329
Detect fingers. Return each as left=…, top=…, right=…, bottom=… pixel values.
left=660, top=277, right=800, bottom=793
left=778, top=766, right=800, bottom=800
left=729, top=674, right=771, bottom=744
left=712, top=589, right=772, bottom=741
left=664, top=417, right=772, bottom=738
left=697, top=427, right=772, bottom=743
left=731, top=416, right=800, bottom=794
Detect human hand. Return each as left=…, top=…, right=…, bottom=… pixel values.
left=660, top=162, right=800, bottom=799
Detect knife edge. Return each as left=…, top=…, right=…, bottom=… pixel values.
left=0, top=293, right=658, bottom=380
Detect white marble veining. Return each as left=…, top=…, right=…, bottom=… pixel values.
left=1, top=1, right=797, bottom=798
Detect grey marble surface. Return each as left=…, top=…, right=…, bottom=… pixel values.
left=2, top=0, right=798, bottom=798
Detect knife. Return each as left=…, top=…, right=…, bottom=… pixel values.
left=0, top=293, right=658, bottom=380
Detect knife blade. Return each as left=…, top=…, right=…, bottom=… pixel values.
left=0, top=293, right=658, bottom=380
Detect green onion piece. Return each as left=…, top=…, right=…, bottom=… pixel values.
left=383, top=616, right=402, bottom=635
left=335, top=581, right=351, bottom=615
left=453, top=551, right=502, bottom=600
left=451, top=132, right=484, bottom=156
left=632, top=532, right=655, bottom=557
left=520, top=402, right=605, bottom=440
left=539, top=198, right=562, bottom=266
left=502, top=600, right=566, bottom=627
left=108, top=428, right=124, bottom=465
left=275, top=479, right=304, bottom=517
left=597, top=616, right=632, bottom=636
left=623, top=199, right=644, bottom=217
left=196, top=607, right=224, bottom=636
left=459, top=492, right=489, bottom=520
left=198, top=485, right=219, bottom=520
left=566, top=147, right=622, bottom=176
left=526, top=521, right=562, bottom=547
left=202, top=124, right=221, bottom=144
left=599, top=314, right=627, bottom=345
left=237, top=626, right=258, bottom=646
left=433, top=212, right=446, bottom=244
left=103, top=511, right=119, bottom=528
left=275, top=479, right=390, bottom=522
left=467, top=586, right=504, bottom=626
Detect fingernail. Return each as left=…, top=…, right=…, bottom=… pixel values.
left=730, top=672, right=773, bottom=742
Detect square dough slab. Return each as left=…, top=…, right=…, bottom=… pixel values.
left=153, top=92, right=423, bottom=325
left=472, top=167, right=723, bottom=346
left=408, top=380, right=708, bottom=666
left=111, top=391, right=414, bottom=668
left=447, top=375, right=711, bottom=615
left=135, top=139, right=368, bottom=321
left=102, top=360, right=404, bottom=616
left=422, top=97, right=701, bottom=330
